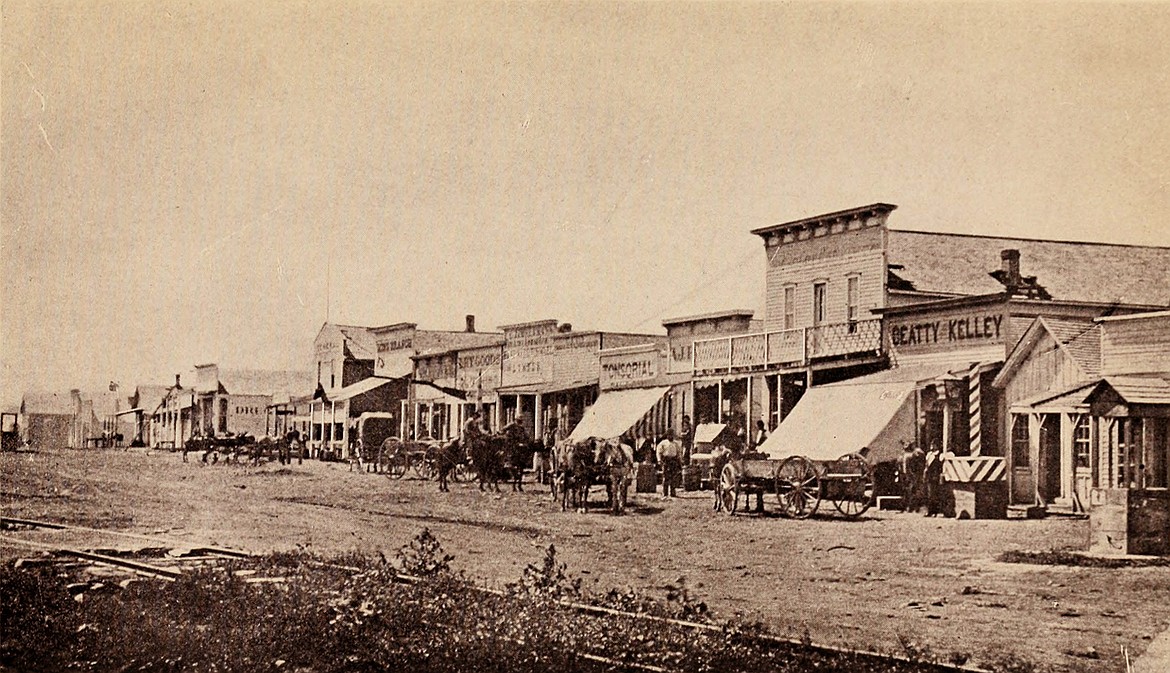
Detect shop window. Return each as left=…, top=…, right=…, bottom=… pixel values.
left=312, top=424, right=322, bottom=441
left=333, top=422, right=344, bottom=441
left=218, top=399, right=228, bottom=433
left=812, top=282, right=827, bottom=326
left=1011, top=414, right=1029, bottom=467
left=1074, top=415, right=1091, bottom=469
left=783, top=285, right=796, bottom=330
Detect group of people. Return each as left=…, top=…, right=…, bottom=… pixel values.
left=897, top=442, right=950, bottom=517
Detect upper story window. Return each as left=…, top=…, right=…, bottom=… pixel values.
left=846, top=275, right=860, bottom=322
left=783, top=285, right=796, bottom=330
left=812, top=282, right=827, bottom=326
left=846, top=275, right=860, bottom=333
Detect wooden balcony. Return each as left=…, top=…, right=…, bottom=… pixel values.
left=692, top=318, right=883, bottom=375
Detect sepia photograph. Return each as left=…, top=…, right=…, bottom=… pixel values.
left=2, top=1, right=1169, bottom=672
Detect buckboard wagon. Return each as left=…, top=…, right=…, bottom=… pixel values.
left=718, top=452, right=874, bottom=518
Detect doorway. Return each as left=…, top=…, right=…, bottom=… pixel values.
left=1038, top=414, right=1062, bottom=504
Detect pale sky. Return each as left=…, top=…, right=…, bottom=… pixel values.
left=3, top=1, right=1169, bottom=405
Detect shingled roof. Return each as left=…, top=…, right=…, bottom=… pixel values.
left=888, top=230, right=1170, bottom=308
left=20, top=392, right=74, bottom=416
left=335, top=324, right=378, bottom=361
left=1040, top=318, right=1102, bottom=379
left=216, top=369, right=316, bottom=398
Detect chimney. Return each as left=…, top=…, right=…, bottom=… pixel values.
left=465, top=314, right=476, bottom=333
left=1001, top=249, right=1021, bottom=290
left=558, top=323, right=572, bottom=333
left=175, top=374, right=182, bottom=389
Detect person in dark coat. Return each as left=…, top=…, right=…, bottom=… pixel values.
left=923, top=444, right=945, bottom=517
left=897, top=442, right=926, bottom=512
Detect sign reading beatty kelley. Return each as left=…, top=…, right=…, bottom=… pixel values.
left=886, top=307, right=1005, bottom=353
left=600, top=349, right=661, bottom=390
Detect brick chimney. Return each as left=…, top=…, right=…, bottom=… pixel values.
left=1001, top=249, right=1021, bottom=291
left=175, top=374, right=182, bottom=389
left=465, top=314, right=476, bottom=333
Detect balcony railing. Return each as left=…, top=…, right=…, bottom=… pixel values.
left=692, top=318, right=883, bottom=374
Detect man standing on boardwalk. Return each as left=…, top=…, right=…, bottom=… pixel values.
left=656, top=430, right=682, bottom=499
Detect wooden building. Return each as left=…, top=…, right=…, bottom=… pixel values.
left=993, top=311, right=1170, bottom=546
left=18, top=391, right=74, bottom=449
left=702, top=203, right=1170, bottom=421
left=493, top=319, right=665, bottom=443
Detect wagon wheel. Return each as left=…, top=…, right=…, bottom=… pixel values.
left=775, top=455, right=821, bottom=519
left=382, top=439, right=408, bottom=480
left=413, top=445, right=436, bottom=480
left=454, top=460, right=476, bottom=483
left=829, top=453, right=875, bottom=518
left=719, top=462, right=741, bottom=515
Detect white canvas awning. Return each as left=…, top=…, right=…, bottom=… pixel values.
left=568, top=386, right=670, bottom=442
left=756, top=380, right=917, bottom=464
left=693, top=423, right=728, bottom=445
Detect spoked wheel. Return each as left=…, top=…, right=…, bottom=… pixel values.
left=719, top=462, right=741, bottom=515
left=381, top=439, right=408, bottom=480
left=413, top=447, right=436, bottom=480
left=775, top=455, right=821, bottom=519
left=453, top=460, right=476, bottom=483
left=828, top=453, right=875, bottom=517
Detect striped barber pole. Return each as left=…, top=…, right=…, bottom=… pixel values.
left=967, top=362, right=999, bottom=456
left=943, top=456, right=1006, bottom=483
left=968, top=363, right=983, bottom=456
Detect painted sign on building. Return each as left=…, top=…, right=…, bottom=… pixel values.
left=502, top=321, right=559, bottom=386
left=375, top=325, right=417, bottom=377
left=885, top=305, right=1007, bottom=355
left=456, top=346, right=503, bottom=394
left=415, top=354, right=457, bottom=384
left=600, top=348, right=663, bottom=390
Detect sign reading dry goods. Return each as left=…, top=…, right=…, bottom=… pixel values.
left=456, top=347, right=502, bottom=393
left=886, top=308, right=1005, bottom=353
left=600, top=349, right=662, bottom=390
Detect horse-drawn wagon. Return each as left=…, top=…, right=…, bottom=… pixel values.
left=718, top=376, right=921, bottom=518
left=717, top=451, right=874, bottom=518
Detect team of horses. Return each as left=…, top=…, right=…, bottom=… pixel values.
left=394, top=432, right=637, bottom=515
left=183, top=431, right=304, bottom=466
left=181, top=427, right=637, bottom=515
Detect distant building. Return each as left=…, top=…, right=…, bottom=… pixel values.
left=155, top=366, right=314, bottom=449
left=18, top=391, right=74, bottom=449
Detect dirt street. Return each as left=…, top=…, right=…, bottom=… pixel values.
left=3, top=447, right=1169, bottom=672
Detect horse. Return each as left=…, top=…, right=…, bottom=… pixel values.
left=431, top=439, right=463, bottom=493
left=468, top=435, right=502, bottom=493
left=595, top=440, right=635, bottom=515
left=555, top=440, right=598, bottom=513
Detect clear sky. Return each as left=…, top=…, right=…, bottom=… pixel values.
left=2, top=1, right=1168, bottom=405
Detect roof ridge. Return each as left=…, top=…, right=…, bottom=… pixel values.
left=890, top=228, right=1170, bottom=250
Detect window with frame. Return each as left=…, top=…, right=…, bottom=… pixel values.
left=846, top=275, right=860, bottom=333
left=1011, top=414, right=1030, bottom=467
left=783, top=285, right=796, bottom=330
left=812, top=282, right=827, bottom=326
left=1074, top=415, right=1091, bottom=469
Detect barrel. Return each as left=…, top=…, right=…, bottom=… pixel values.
left=634, top=462, right=658, bottom=493
left=682, top=465, right=703, bottom=491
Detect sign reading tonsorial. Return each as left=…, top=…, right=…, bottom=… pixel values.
left=600, top=347, right=663, bottom=390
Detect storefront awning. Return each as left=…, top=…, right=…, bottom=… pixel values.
left=113, top=407, right=143, bottom=417
left=329, top=377, right=397, bottom=403
left=568, top=386, right=670, bottom=442
left=693, top=423, right=728, bottom=445
left=756, top=380, right=918, bottom=464
left=496, top=379, right=597, bottom=396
